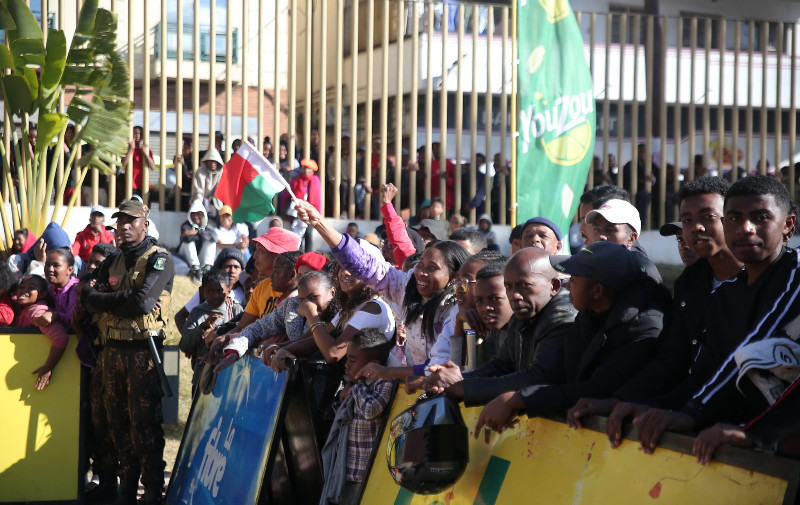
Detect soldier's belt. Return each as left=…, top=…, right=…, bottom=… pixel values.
left=106, top=327, right=164, bottom=341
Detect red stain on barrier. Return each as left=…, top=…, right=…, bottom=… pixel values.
left=649, top=482, right=662, bottom=499
left=587, top=442, right=595, bottom=461
left=445, top=491, right=455, bottom=504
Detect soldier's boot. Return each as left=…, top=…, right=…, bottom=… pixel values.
left=85, top=474, right=118, bottom=504
left=112, top=479, right=138, bottom=505
left=143, top=486, right=163, bottom=505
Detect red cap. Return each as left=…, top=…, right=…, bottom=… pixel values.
left=252, top=227, right=300, bottom=254
left=294, top=252, right=328, bottom=273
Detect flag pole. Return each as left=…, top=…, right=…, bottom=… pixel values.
left=239, top=139, right=302, bottom=205
left=510, top=0, right=518, bottom=227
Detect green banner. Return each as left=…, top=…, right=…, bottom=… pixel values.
left=517, top=0, right=595, bottom=241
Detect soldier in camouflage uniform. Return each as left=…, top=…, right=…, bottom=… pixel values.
left=88, top=347, right=120, bottom=502
left=82, top=200, right=174, bottom=505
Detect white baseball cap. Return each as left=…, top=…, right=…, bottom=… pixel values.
left=585, top=199, right=641, bottom=234
left=90, top=205, right=106, bottom=217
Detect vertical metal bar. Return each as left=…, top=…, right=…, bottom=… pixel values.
left=439, top=2, right=448, bottom=214
left=56, top=0, right=64, bottom=201
left=224, top=0, right=233, bottom=164
left=731, top=21, right=740, bottom=183
left=257, top=0, right=264, bottom=156
left=760, top=21, right=768, bottom=175
left=659, top=16, right=667, bottom=227
left=603, top=13, right=610, bottom=184
left=455, top=5, right=464, bottom=216
left=241, top=0, right=248, bottom=148
left=319, top=0, right=328, bottom=213
left=159, top=0, right=167, bottom=209
left=288, top=0, right=297, bottom=179
left=379, top=0, right=389, bottom=215
left=717, top=19, right=726, bottom=173
left=587, top=12, right=595, bottom=190
left=126, top=0, right=134, bottom=199
left=364, top=0, right=374, bottom=219
left=175, top=0, right=183, bottom=211
left=142, top=0, right=150, bottom=204
left=192, top=0, right=200, bottom=199
left=775, top=23, right=783, bottom=175
left=424, top=4, right=433, bottom=202
left=644, top=16, right=652, bottom=229
left=688, top=17, right=696, bottom=181
left=484, top=7, right=493, bottom=220
left=348, top=0, right=358, bottom=219
left=630, top=16, right=639, bottom=207
left=510, top=0, right=517, bottom=226
left=499, top=7, right=508, bottom=225
left=209, top=0, right=217, bottom=163
left=790, top=24, right=797, bottom=198
left=617, top=13, right=626, bottom=188
left=74, top=0, right=83, bottom=208
left=703, top=18, right=711, bottom=168
left=747, top=21, right=754, bottom=176
left=108, top=0, right=117, bottom=206
left=393, top=1, right=404, bottom=210
left=409, top=1, right=419, bottom=216
left=674, top=18, right=681, bottom=214
left=274, top=0, right=281, bottom=168
left=333, top=0, right=343, bottom=218
left=469, top=6, right=478, bottom=224
left=304, top=0, right=312, bottom=167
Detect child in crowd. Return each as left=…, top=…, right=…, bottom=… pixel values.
left=429, top=198, right=444, bottom=221
left=12, top=228, right=35, bottom=255
left=477, top=213, right=498, bottom=251
left=180, top=269, right=243, bottom=390
left=472, top=260, right=515, bottom=361
left=179, top=200, right=216, bottom=283
left=320, top=328, right=395, bottom=505
left=43, top=248, right=79, bottom=330
left=0, top=262, right=18, bottom=326
left=13, top=275, right=68, bottom=390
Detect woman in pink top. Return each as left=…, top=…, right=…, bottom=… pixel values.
left=43, top=249, right=79, bottom=330
left=13, top=275, right=69, bottom=390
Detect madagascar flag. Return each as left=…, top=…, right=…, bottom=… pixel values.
left=215, top=141, right=289, bottom=222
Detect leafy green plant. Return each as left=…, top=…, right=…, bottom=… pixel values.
left=0, top=0, right=131, bottom=257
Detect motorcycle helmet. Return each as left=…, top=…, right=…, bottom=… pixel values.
left=386, top=392, right=469, bottom=494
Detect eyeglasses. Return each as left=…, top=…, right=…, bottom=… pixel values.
left=453, top=278, right=477, bottom=292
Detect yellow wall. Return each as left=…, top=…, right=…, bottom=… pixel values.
left=362, top=391, right=789, bottom=505
left=0, top=333, right=81, bottom=502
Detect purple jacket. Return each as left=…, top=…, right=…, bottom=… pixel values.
left=331, top=234, right=456, bottom=372
left=50, top=276, right=80, bottom=329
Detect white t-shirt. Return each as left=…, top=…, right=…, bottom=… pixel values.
left=332, top=298, right=402, bottom=366
left=213, top=223, right=249, bottom=254
left=184, top=283, right=246, bottom=313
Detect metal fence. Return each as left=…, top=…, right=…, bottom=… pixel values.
left=16, top=2, right=800, bottom=231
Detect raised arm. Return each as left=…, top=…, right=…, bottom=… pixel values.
left=380, top=184, right=416, bottom=267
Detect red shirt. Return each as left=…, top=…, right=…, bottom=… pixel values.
left=71, top=225, right=116, bottom=261
left=428, top=159, right=457, bottom=210
left=129, top=147, right=154, bottom=190
left=0, top=294, right=14, bottom=327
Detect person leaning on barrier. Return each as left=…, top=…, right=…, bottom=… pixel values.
left=81, top=199, right=175, bottom=505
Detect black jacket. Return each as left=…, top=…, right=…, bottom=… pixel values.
left=519, top=280, right=671, bottom=418
left=616, top=258, right=716, bottom=408
left=461, top=289, right=577, bottom=407
left=683, top=248, right=800, bottom=429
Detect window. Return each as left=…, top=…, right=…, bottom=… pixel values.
left=610, top=6, right=646, bottom=45
left=680, top=14, right=722, bottom=50
left=159, top=0, right=237, bottom=63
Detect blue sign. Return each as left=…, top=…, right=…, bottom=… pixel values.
left=167, top=355, right=289, bottom=505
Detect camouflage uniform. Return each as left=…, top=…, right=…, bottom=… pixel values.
left=90, top=348, right=119, bottom=479
left=83, top=200, right=175, bottom=503
left=103, top=345, right=166, bottom=486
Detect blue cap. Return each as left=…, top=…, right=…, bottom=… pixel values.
left=522, top=217, right=563, bottom=242
left=550, top=241, right=644, bottom=291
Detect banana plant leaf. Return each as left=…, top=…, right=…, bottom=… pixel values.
left=4, top=0, right=40, bottom=47
left=34, top=112, right=67, bottom=158
left=0, top=46, right=14, bottom=70
left=39, top=30, right=67, bottom=111
left=0, top=1, right=16, bottom=31
left=2, top=74, right=33, bottom=116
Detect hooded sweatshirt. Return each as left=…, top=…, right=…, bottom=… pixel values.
left=10, top=223, right=71, bottom=276
left=72, top=224, right=116, bottom=261
left=477, top=213, right=496, bottom=244
left=19, top=229, right=36, bottom=253
left=180, top=200, right=211, bottom=248
left=192, top=148, right=225, bottom=213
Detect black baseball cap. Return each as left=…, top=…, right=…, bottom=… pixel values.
left=550, top=241, right=645, bottom=291
left=659, top=221, right=683, bottom=237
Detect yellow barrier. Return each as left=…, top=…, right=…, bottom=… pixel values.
left=362, top=391, right=796, bottom=505
left=0, top=332, right=82, bottom=503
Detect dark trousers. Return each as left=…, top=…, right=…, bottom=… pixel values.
left=103, top=346, right=166, bottom=488
left=91, top=350, right=119, bottom=479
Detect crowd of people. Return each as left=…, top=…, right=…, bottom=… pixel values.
left=6, top=123, right=800, bottom=503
